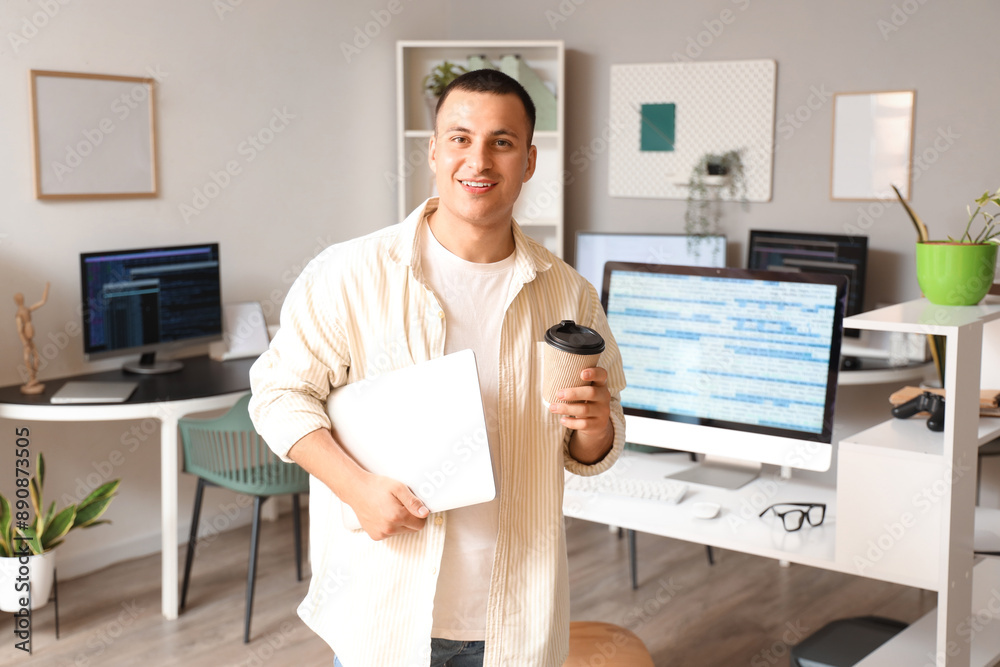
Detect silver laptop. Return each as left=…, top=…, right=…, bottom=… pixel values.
left=50, top=381, right=139, bottom=404
left=326, top=349, right=496, bottom=529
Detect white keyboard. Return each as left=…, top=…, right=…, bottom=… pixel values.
left=564, top=474, right=688, bottom=504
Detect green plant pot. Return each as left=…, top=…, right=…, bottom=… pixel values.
left=915, top=241, right=998, bottom=306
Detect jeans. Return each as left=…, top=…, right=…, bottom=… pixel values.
left=334, top=639, right=486, bottom=667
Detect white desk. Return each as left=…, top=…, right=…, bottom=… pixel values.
left=566, top=298, right=1000, bottom=666
left=0, top=356, right=254, bottom=620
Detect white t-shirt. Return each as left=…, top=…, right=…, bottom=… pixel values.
left=419, top=221, right=515, bottom=641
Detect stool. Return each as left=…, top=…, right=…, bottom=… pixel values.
left=563, top=621, right=654, bottom=667
left=790, top=616, right=907, bottom=667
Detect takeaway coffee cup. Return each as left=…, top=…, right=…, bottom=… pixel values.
left=542, top=320, right=605, bottom=405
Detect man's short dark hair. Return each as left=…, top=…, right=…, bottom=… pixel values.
left=435, top=68, right=536, bottom=140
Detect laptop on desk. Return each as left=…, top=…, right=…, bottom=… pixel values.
left=325, top=349, right=496, bottom=530
left=50, top=381, right=139, bottom=404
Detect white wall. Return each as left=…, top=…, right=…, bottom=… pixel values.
left=447, top=0, right=1000, bottom=309
left=1, top=0, right=997, bottom=577
left=0, top=0, right=447, bottom=577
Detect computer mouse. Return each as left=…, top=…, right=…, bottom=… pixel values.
left=692, top=502, right=721, bottom=520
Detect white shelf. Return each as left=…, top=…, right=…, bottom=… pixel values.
left=837, top=362, right=933, bottom=386
left=845, top=297, right=1000, bottom=334
left=839, top=296, right=993, bottom=666
left=564, top=452, right=840, bottom=569
left=842, top=415, right=1000, bottom=456
left=562, top=452, right=940, bottom=589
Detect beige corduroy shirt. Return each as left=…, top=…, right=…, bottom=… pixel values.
left=249, top=199, right=626, bottom=667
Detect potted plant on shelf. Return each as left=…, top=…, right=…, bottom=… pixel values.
left=421, top=60, right=467, bottom=126
left=0, top=453, right=120, bottom=611
left=895, top=184, right=1000, bottom=306
left=684, top=149, right=748, bottom=256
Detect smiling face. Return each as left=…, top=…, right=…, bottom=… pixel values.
left=428, top=89, right=536, bottom=248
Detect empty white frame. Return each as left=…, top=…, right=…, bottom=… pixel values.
left=30, top=70, right=157, bottom=199
left=830, top=90, right=914, bottom=201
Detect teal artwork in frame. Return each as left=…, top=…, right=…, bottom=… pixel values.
left=639, top=103, right=675, bottom=152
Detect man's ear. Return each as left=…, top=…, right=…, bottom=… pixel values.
left=523, top=144, right=537, bottom=183
left=428, top=135, right=437, bottom=174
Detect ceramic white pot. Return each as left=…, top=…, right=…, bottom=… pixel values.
left=0, top=551, right=55, bottom=611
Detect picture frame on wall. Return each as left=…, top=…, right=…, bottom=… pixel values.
left=29, top=70, right=158, bottom=200
left=830, top=90, right=915, bottom=201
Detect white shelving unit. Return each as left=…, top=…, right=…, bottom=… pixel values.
left=396, top=40, right=565, bottom=257
left=840, top=297, right=1000, bottom=667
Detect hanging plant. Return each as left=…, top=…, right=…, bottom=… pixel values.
left=684, top=149, right=749, bottom=239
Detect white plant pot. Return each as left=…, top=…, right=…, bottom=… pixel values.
left=0, top=551, right=55, bottom=611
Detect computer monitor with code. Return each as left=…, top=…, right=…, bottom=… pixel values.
left=747, top=230, right=867, bottom=338
left=602, top=262, right=848, bottom=488
left=81, top=243, right=223, bottom=374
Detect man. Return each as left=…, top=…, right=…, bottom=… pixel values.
left=249, top=69, right=626, bottom=667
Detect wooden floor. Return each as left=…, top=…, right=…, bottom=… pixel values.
left=0, top=509, right=936, bottom=666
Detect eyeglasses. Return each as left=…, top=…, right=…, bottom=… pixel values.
left=758, top=503, right=827, bottom=532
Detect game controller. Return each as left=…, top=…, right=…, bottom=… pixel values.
left=891, top=391, right=945, bottom=432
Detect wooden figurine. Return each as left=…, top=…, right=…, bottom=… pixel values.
left=14, top=282, right=50, bottom=395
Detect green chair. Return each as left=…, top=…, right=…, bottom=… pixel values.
left=178, top=394, right=309, bottom=643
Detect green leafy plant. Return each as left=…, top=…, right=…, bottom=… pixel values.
left=895, top=184, right=1000, bottom=244
left=0, top=453, right=119, bottom=557
left=956, top=186, right=1000, bottom=244
left=684, top=149, right=749, bottom=239
left=422, top=61, right=467, bottom=97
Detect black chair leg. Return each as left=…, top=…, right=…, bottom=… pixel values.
left=181, top=478, right=207, bottom=611
left=627, top=529, right=638, bottom=590
left=292, top=494, right=303, bottom=581
left=244, top=496, right=264, bottom=644
left=706, top=545, right=715, bottom=566
left=52, top=568, right=59, bottom=639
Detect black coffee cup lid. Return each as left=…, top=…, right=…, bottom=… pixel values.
left=545, top=320, right=605, bottom=355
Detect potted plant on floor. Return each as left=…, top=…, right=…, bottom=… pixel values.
left=0, top=453, right=120, bottom=610
left=895, top=184, right=1000, bottom=306
left=684, top=149, right=748, bottom=258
